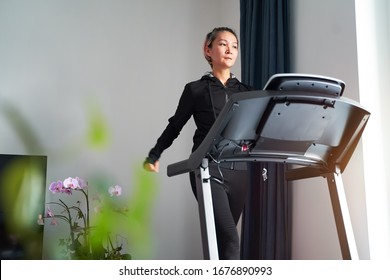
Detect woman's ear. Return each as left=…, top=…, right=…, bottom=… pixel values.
left=204, top=43, right=210, bottom=56
left=203, top=42, right=212, bottom=65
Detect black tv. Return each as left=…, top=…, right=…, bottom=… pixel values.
left=0, top=154, right=47, bottom=260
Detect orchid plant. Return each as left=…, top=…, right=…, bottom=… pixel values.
left=38, top=176, right=131, bottom=260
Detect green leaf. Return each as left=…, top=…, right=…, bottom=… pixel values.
left=85, top=100, right=110, bottom=149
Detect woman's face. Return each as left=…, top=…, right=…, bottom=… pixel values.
left=206, top=31, right=238, bottom=70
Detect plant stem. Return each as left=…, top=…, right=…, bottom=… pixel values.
left=80, top=189, right=91, bottom=253
left=58, top=199, right=75, bottom=245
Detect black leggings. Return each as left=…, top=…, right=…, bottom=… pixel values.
left=190, top=163, right=249, bottom=260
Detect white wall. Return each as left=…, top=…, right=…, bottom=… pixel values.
left=0, top=0, right=240, bottom=260
left=290, top=0, right=370, bottom=259
left=355, top=0, right=390, bottom=259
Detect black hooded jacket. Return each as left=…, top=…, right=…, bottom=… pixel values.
left=146, top=73, right=252, bottom=164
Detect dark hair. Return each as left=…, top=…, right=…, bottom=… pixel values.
left=203, top=27, right=239, bottom=67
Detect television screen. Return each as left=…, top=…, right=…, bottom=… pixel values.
left=0, top=154, right=47, bottom=260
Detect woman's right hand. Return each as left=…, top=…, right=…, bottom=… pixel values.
left=144, top=160, right=160, bottom=173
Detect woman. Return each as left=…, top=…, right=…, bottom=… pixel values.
left=144, top=27, right=252, bottom=259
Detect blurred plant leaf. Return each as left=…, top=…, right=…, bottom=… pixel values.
left=91, top=163, right=158, bottom=259
left=1, top=101, right=44, bottom=154
left=85, top=100, right=110, bottom=149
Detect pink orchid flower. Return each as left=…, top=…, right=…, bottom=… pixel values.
left=108, top=185, right=122, bottom=197
left=49, top=180, right=64, bottom=194
left=63, top=177, right=80, bottom=190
